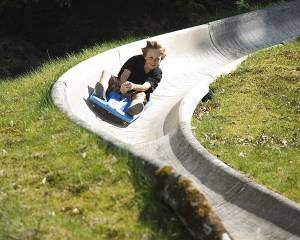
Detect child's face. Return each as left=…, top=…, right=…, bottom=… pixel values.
left=144, top=49, right=162, bottom=71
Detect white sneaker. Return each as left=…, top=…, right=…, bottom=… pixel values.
left=125, top=102, right=144, bottom=116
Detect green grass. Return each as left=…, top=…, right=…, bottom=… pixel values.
left=0, top=39, right=191, bottom=240
left=192, top=39, right=300, bottom=203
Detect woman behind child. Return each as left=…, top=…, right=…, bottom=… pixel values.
left=94, top=40, right=166, bottom=116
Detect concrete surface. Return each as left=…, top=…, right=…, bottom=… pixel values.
left=52, top=1, right=300, bottom=239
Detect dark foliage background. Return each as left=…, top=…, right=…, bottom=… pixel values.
left=0, top=0, right=284, bottom=77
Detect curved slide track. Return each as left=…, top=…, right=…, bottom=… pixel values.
left=52, top=1, right=300, bottom=239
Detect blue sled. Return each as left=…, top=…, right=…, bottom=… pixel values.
left=88, top=91, right=149, bottom=123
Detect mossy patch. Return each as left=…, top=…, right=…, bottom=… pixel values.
left=155, top=165, right=174, bottom=176
left=155, top=166, right=230, bottom=240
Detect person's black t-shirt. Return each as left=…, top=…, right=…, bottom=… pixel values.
left=118, top=55, right=162, bottom=101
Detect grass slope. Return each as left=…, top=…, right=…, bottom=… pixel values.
left=193, top=39, right=300, bottom=203
left=0, top=40, right=191, bottom=240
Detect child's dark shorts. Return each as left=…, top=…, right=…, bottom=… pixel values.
left=108, top=75, right=147, bottom=103
left=108, top=75, right=121, bottom=92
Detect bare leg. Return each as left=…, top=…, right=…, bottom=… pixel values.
left=126, top=92, right=146, bottom=116
left=99, top=70, right=111, bottom=91
left=95, top=70, right=111, bottom=100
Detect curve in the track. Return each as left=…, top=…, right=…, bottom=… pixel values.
left=52, top=1, right=300, bottom=239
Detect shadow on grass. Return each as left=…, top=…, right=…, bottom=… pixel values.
left=103, top=142, right=193, bottom=240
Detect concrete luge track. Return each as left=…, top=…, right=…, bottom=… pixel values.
left=52, top=1, right=300, bottom=239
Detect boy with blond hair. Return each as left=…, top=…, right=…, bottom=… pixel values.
left=95, top=40, right=166, bottom=115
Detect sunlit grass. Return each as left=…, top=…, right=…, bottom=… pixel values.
left=192, top=38, right=300, bottom=203
left=0, top=39, right=191, bottom=240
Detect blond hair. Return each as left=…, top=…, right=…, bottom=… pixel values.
left=142, top=40, right=166, bottom=60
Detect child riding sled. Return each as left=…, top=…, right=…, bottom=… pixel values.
left=94, top=40, right=166, bottom=116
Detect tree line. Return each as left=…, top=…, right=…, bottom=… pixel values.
left=0, top=0, right=285, bottom=77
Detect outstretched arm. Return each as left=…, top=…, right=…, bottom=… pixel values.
left=120, top=81, right=151, bottom=94
left=131, top=82, right=151, bottom=92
